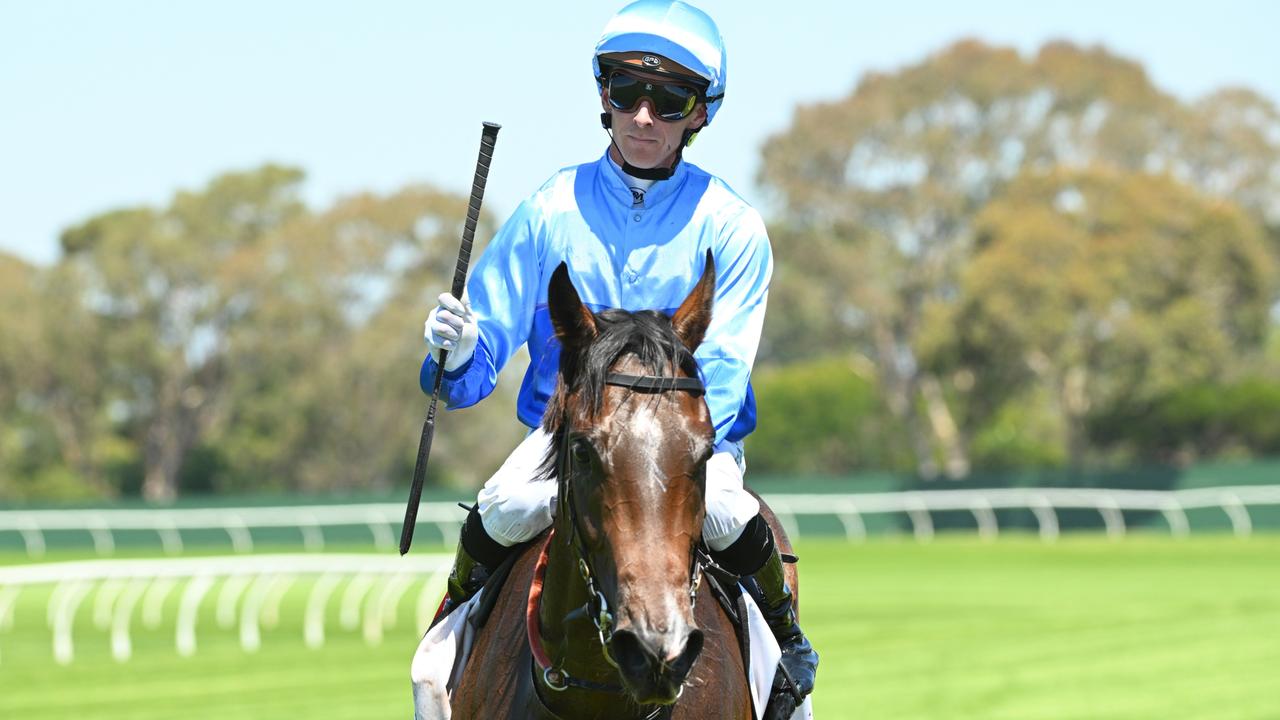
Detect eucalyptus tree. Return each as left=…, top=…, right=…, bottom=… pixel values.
left=759, top=40, right=1280, bottom=476
left=0, top=253, right=113, bottom=499
left=59, top=166, right=307, bottom=501
left=212, top=185, right=524, bottom=493
left=950, top=170, right=1275, bottom=465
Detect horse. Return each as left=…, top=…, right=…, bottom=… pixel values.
left=447, top=254, right=800, bottom=719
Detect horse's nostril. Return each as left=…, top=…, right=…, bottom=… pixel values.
left=670, top=628, right=704, bottom=675
left=610, top=629, right=653, bottom=675
left=611, top=625, right=704, bottom=704
left=612, top=625, right=705, bottom=688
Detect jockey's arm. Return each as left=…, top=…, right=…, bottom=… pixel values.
left=696, top=206, right=773, bottom=445
left=419, top=199, right=543, bottom=409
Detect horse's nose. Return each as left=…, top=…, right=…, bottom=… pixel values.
left=610, top=626, right=704, bottom=702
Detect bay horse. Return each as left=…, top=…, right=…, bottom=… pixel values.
left=448, top=255, right=799, bottom=719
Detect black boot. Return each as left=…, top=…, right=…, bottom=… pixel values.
left=743, top=546, right=818, bottom=720
left=429, top=507, right=508, bottom=628
left=430, top=537, right=491, bottom=627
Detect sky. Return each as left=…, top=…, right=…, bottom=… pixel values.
left=2, top=0, right=1278, bottom=266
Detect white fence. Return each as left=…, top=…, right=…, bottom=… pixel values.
left=1, top=485, right=1278, bottom=558
left=0, top=553, right=451, bottom=665
left=1, top=485, right=1278, bottom=665
left=0, top=502, right=466, bottom=557
left=765, top=485, right=1280, bottom=542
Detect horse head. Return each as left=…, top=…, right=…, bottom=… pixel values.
left=543, top=251, right=716, bottom=705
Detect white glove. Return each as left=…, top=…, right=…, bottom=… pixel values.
left=424, top=291, right=478, bottom=372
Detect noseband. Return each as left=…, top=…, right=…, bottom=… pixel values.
left=532, top=371, right=711, bottom=701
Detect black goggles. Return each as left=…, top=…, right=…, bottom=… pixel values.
left=604, top=71, right=702, bottom=121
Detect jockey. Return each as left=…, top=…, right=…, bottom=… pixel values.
left=420, top=0, right=817, bottom=708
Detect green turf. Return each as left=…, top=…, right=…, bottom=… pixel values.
left=1, top=535, right=1277, bottom=719
left=805, top=534, right=1280, bottom=720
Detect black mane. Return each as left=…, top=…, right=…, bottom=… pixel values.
left=534, top=307, right=700, bottom=482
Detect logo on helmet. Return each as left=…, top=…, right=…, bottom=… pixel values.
left=642, top=55, right=661, bottom=68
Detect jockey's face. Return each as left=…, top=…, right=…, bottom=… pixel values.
left=602, top=69, right=707, bottom=171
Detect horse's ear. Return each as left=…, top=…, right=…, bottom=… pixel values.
left=548, top=262, right=597, bottom=348
left=672, top=249, right=716, bottom=352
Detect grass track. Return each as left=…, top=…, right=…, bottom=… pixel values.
left=1, top=535, right=1277, bottom=719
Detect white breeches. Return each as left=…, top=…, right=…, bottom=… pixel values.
left=476, top=427, right=760, bottom=552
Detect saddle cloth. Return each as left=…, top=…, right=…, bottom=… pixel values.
left=409, top=587, right=813, bottom=720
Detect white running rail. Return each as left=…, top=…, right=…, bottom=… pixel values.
left=0, top=553, right=451, bottom=665
left=1, top=485, right=1278, bottom=558
left=764, top=485, right=1280, bottom=542
left=0, top=503, right=464, bottom=557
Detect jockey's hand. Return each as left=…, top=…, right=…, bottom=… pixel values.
left=424, top=291, right=478, bottom=372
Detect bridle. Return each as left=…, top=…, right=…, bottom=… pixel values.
left=530, top=370, right=712, bottom=705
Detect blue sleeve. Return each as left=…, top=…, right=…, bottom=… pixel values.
left=697, top=208, right=772, bottom=444
left=420, top=199, right=544, bottom=409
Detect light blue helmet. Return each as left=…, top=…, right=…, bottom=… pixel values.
left=592, top=0, right=727, bottom=125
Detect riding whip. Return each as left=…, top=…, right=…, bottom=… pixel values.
left=400, top=121, right=501, bottom=555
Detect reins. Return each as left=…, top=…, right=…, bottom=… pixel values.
left=528, top=371, right=709, bottom=708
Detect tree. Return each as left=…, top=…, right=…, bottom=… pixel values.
left=60, top=166, right=307, bottom=501
left=39, top=167, right=527, bottom=502
left=949, top=169, right=1276, bottom=466
left=746, top=355, right=910, bottom=475
left=0, top=254, right=116, bottom=499
left=758, top=39, right=1280, bottom=477
left=209, top=185, right=525, bottom=493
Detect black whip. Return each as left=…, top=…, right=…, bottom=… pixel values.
left=400, top=121, right=501, bottom=555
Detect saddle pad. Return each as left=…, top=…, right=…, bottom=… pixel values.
left=741, top=588, right=815, bottom=720
left=410, top=588, right=485, bottom=720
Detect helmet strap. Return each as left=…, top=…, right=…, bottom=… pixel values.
left=600, top=112, right=698, bottom=182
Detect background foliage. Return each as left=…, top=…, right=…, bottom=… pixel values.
left=2, top=39, right=1279, bottom=502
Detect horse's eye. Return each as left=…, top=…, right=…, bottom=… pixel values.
left=571, top=439, right=592, bottom=466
